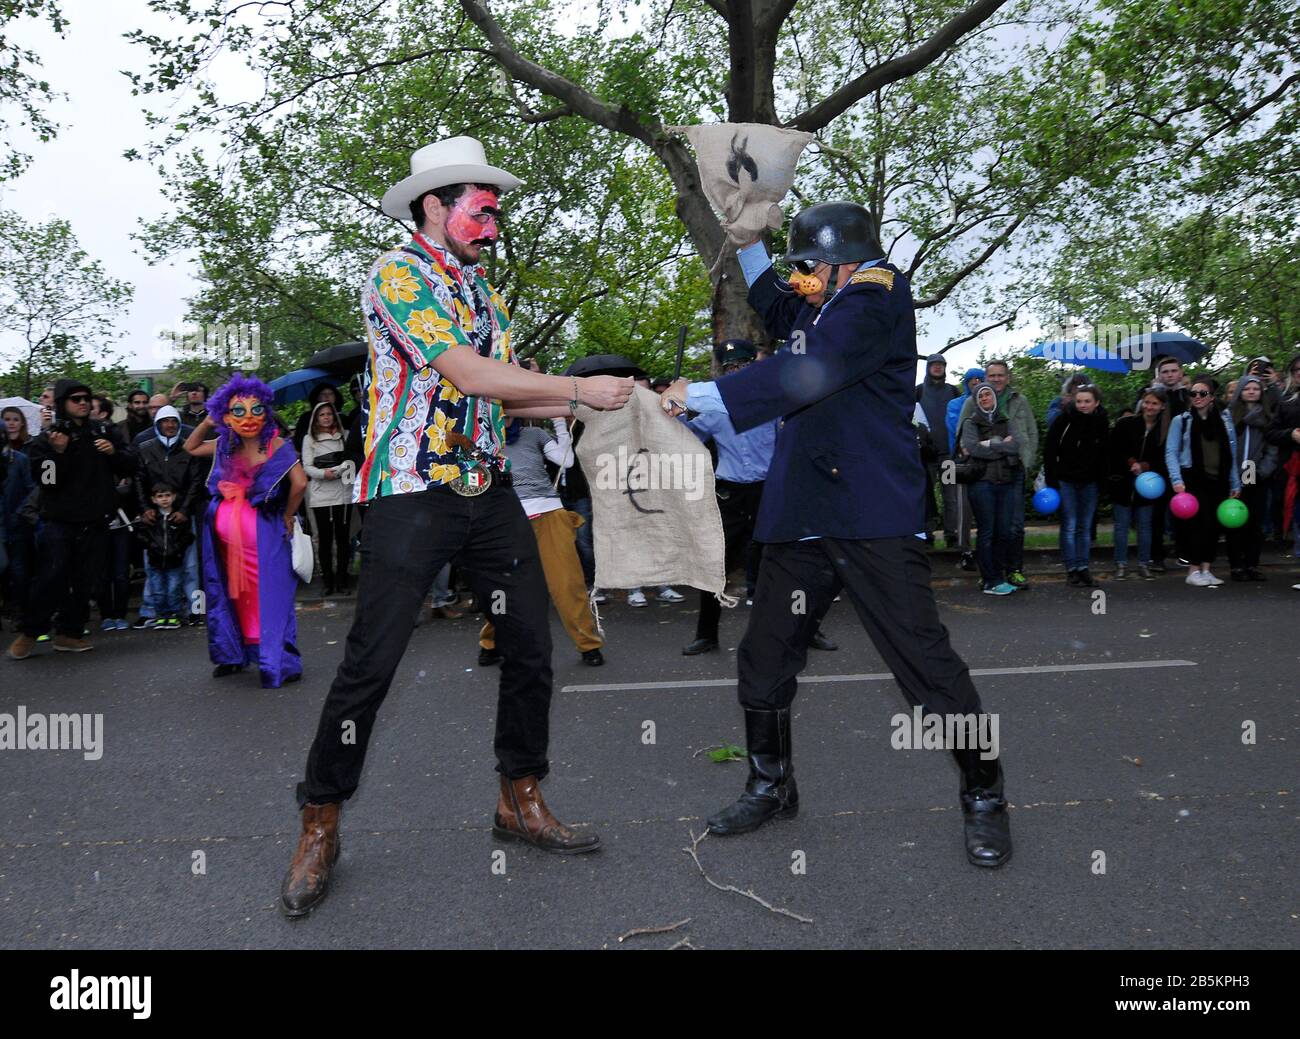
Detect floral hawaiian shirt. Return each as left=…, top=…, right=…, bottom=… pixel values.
left=354, top=232, right=514, bottom=502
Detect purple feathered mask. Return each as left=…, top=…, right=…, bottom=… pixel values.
left=207, top=373, right=277, bottom=456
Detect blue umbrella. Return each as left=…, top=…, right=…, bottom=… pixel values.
left=268, top=367, right=333, bottom=406
left=1114, top=332, right=1207, bottom=368
left=1026, top=340, right=1129, bottom=374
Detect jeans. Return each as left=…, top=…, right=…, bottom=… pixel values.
left=145, top=564, right=187, bottom=618
left=967, top=480, right=1017, bottom=585
left=1058, top=481, right=1098, bottom=571
left=96, top=526, right=133, bottom=620
left=183, top=516, right=201, bottom=616
left=1112, top=501, right=1153, bottom=568
left=22, top=518, right=108, bottom=639
left=1007, top=472, right=1026, bottom=571
left=428, top=562, right=455, bottom=607
left=297, top=482, right=555, bottom=806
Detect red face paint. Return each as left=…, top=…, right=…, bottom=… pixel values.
left=445, top=189, right=500, bottom=247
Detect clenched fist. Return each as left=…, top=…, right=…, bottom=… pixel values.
left=578, top=375, right=635, bottom=411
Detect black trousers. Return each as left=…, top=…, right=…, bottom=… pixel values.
left=22, top=519, right=108, bottom=639
left=696, top=479, right=764, bottom=641
left=296, top=482, right=554, bottom=807
left=1226, top=481, right=1264, bottom=569
left=95, top=526, right=133, bottom=620
left=737, top=536, right=983, bottom=718
left=1175, top=471, right=1228, bottom=565
left=311, top=504, right=352, bottom=587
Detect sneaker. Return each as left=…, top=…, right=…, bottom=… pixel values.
left=1176, top=556, right=1190, bottom=567
left=1066, top=570, right=1082, bottom=586
left=1078, top=569, right=1096, bottom=587
left=1203, top=572, right=1223, bottom=586
left=627, top=590, right=648, bottom=608
left=959, top=552, right=976, bottom=572
left=115, top=618, right=131, bottom=630
left=656, top=587, right=685, bottom=603
left=165, top=617, right=182, bottom=629
left=581, top=648, right=605, bottom=667
left=1113, top=565, right=1127, bottom=581
left=187, top=614, right=205, bottom=627
left=52, top=635, right=93, bottom=653
left=983, top=582, right=1017, bottom=596
left=132, top=617, right=156, bottom=630
left=7, top=634, right=36, bottom=660
left=1006, top=570, right=1027, bottom=588
left=1185, top=571, right=1210, bottom=587
left=1148, top=560, right=1167, bottom=573
left=478, top=647, right=503, bottom=667
left=36, top=633, right=50, bottom=643
left=100, top=618, right=117, bottom=632
left=589, top=587, right=607, bottom=605
left=1138, top=565, right=1153, bottom=581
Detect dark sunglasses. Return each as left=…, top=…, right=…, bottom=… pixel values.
left=66, top=393, right=91, bottom=403
left=1189, top=389, right=1213, bottom=398
left=229, top=404, right=266, bottom=418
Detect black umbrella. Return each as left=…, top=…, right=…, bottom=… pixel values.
left=563, top=353, right=647, bottom=379
left=306, top=341, right=368, bottom=375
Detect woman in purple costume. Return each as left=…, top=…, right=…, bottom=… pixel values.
left=185, top=374, right=308, bottom=687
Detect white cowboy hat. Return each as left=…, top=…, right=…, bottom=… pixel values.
left=381, top=136, right=523, bottom=219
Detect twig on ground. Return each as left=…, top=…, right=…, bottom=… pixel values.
left=617, top=918, right=692, bottom=943
left=681, top=828, right=813, bottom=924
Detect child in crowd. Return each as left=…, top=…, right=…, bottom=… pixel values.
left=135, top=482, right=195, bottom=629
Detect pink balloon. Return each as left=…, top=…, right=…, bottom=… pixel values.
left=1170, top=491, right=1199, bottom=519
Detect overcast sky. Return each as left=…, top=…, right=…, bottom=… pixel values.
left=1, top=0, right=1039, bottom=383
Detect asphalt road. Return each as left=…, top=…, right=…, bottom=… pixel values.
left=2, top=561, right=1296, bottom=950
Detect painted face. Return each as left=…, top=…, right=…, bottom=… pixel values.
left=445, top=188, right=501, bottom=248
left=225, top=395, right=267, bottom=440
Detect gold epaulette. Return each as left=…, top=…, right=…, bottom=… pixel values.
left=850, top=267, right=894, bottom=290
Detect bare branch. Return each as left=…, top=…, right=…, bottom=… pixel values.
left=681, top=829, right=813, bottom=924
left=787, top=0, right=1010, bottom=132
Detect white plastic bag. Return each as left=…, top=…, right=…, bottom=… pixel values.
left=291, top=517, right=314, bottom=583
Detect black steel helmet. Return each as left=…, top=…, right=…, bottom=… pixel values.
left=713, top=338, right=757, bottom=365
left=782, top=201, right=882, bottom=266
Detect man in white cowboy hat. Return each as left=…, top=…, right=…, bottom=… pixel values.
left=281, top=136, right=634, bottom=918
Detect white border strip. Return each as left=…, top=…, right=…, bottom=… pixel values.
left=561, top=659, right=1197, bottom=693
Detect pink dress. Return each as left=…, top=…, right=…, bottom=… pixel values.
left=215, top=453, right=264, bottom=643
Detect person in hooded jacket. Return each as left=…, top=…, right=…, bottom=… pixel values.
left=301, top=400, right=355, bottom=595
left=133, top=404, right=203, bottom=626
left=960, top=383, right=1022, bottom=595
left=7, top=378, right=135, bottom=659
left=915, top=353, right=959, bottom=544
left=1264, top=353, right=1300, bottom=562
left=1167, top=375, right=1241, bottom=586
left=946, top=366, right=984, bottom=571
left=1108, top=385, right=1167, bottom=580
left=1, top=441, right=34, bottom=629
left=1226, top=374, right=1278, bottom=580
left=1044, top=383, right=1109, bottom=586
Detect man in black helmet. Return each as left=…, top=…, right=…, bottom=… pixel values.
left=664, top=200, right=1011, bottom=868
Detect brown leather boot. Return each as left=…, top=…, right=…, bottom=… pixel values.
left=280, top=802, right=341, bottom=918
left=492, top=776, right=600, bottom=854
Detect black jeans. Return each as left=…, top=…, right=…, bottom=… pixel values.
left=96, top=527, right=133, bottom=620
left=737, top=536, right=984, bottom=719
left=1226, top=481, right=1265, bottom=569
left=311, top=504, right=352, bottom=587
left=696, top=479, right=764, bottom=642
left=296, top=482, right=554, bottom=807
left=22, top=519, right=108, bottom=638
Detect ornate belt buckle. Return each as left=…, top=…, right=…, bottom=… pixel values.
left=450, top=463, right=492, bottom=496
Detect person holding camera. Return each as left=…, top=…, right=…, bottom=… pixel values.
left=7, top=379, right=135, bottom=659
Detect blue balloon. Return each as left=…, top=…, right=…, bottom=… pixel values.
left=1033, top=487, right=1060, bottom=515
left=1135, top=471, right=1166, bottom=500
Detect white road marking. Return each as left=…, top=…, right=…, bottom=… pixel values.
left=560, top=658, right=1198, bottom=693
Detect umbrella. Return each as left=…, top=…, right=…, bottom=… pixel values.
left=305, top=341, right=368, bottom=375
left=0, top=396, right=42, bottom=435
left=563, top=353, right=647, bottom=379
left=1026, top=340, right=1129, bottom=374
left=1114, top=332, right=1207, bottom=368
left=268, top=367, right=334, bottom=406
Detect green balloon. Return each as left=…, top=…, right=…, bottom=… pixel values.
left=1217, top=498, right=1248, bottom=528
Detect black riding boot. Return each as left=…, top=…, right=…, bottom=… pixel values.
left=953, top=747, right=1012, bottom=867
left=707, top=708, right=798, bottom=835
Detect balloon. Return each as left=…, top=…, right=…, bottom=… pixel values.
left=1032, top=487, right=1060, bottom=515
left=1170, top=492, right=1199, bottom=519
left=1135, top=471, right=1166, bottom=500
left=1216, top=498, right=1248, bottom=528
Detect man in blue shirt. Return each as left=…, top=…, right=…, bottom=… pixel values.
left=664, top=201, right=1011, bottom=869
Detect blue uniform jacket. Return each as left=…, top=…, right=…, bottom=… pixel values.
left=714, top=263, right=925, bottom=542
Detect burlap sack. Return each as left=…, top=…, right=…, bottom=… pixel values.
left=574, top=387, right=726, bottom=595
left=668, top=122, right=814, bottom=245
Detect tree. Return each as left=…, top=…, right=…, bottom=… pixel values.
left=0, top=0, right=67, bottom=179
left=0, top=209, right=134, bottom=397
